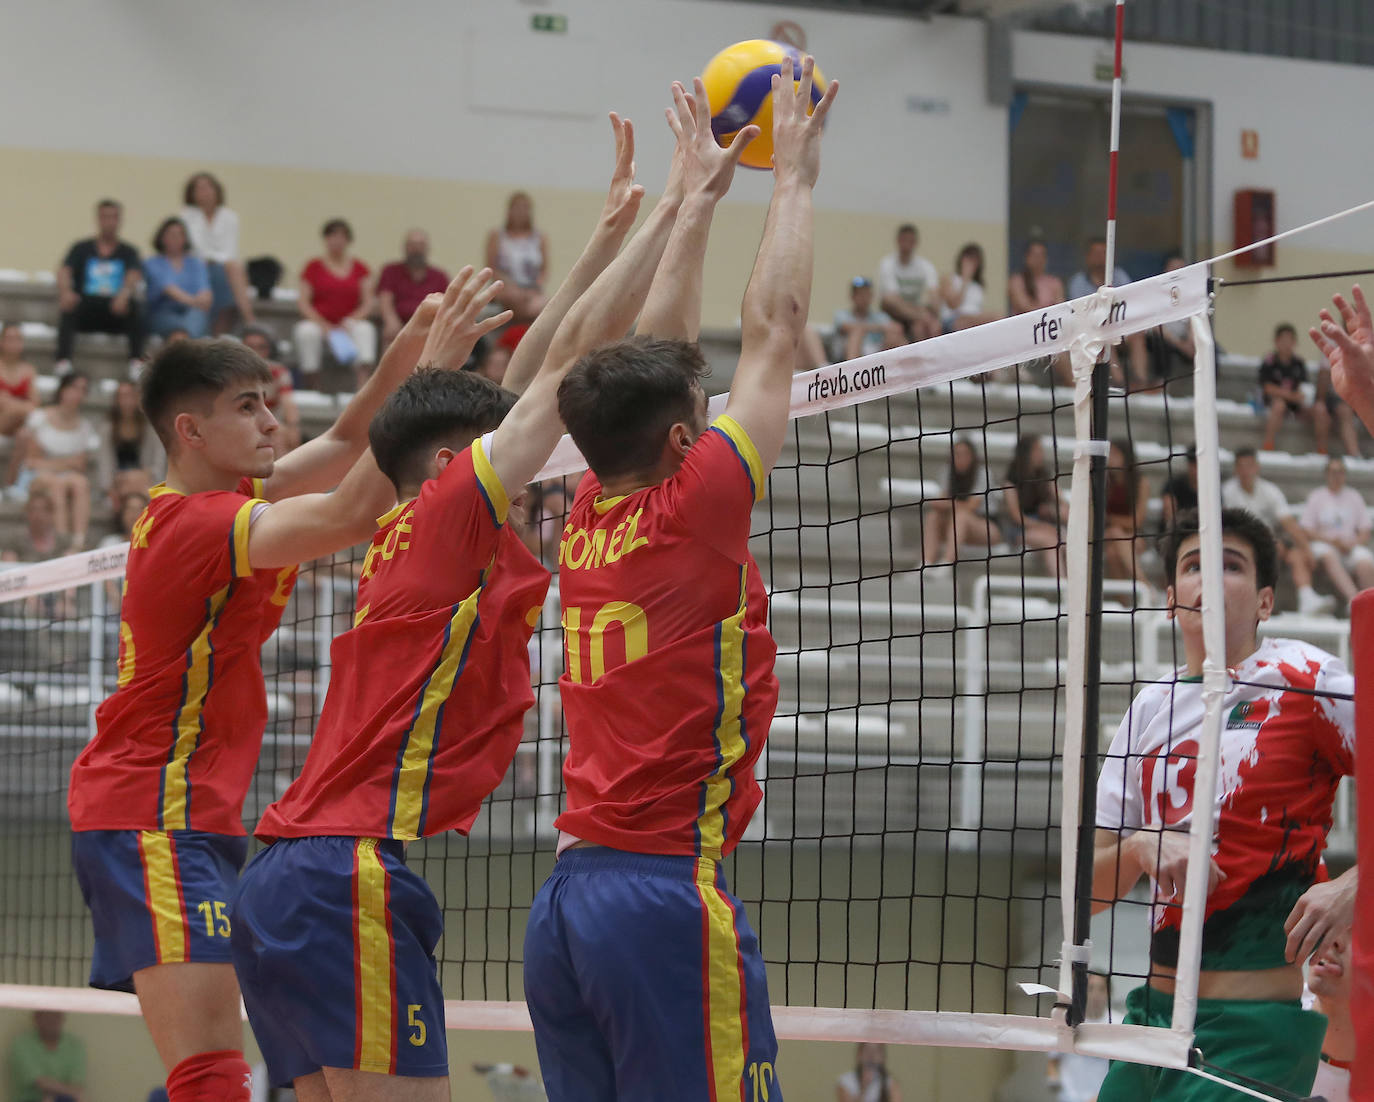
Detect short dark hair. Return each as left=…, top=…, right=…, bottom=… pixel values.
left=322, top=218, right=353, bottom=242
left=52, top=371, right=88, bottom=406
left=183, top=171, right=225, bottom=208
left=1274, top=322, right=1297, bottom=340
left=152, top=217, right=190, bottom=254
left=96, top=198, right=121, bottom=213
left=557, top=337, right=709, bottom=481
left=896, top=223, right=917, bottom=238
left=141, top=339, right=273, bottom=448
left=1086, top=234, right=1106, bottom=249
left=1233, top=446, right=1258, bottom=462
left=1161, top=506, right=1278, bottom=591
left=368, top=368, right=516, bottom=493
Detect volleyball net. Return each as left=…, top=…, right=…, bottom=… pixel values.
left=0, top=260, right=1277, bottom=1070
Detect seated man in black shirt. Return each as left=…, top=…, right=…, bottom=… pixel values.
left=56, top=198, right=144, bottom=376
left=1160, top=444, right=1197, bottom=529
left=1260, top=322, right=1331, bottom=453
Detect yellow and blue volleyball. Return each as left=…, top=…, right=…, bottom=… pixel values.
left=701, top=39, right=828, bottom=171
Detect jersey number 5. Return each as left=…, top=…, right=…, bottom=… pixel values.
left=562, top=602, right=647, bottom=684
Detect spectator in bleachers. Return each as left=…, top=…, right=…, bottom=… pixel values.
left=376, top=228, right=450, bottom=349
left=241, top=326, right=301, bottom=455
left=0, top=322, right=37, bottom=446
left=181, top=171, right=256, bottom=330
left=1003, top=433, right=1064, bottom=576
left=938, top=242, right=997, bottom=332
left=1068, top=236, right=1148, bottom=388
left=486, top=191, right=548, bottom=322
left=923, top=436, right=996, bottom=565
left=1301, top=455, right=1374, bottom=608
left=1160, top=444, right=1198, bottom=530
left=836, top=1042, right=903, bottom=1102
left=14, top=373, right=99, bottom=550
left=1008, top=237, right=1068, bottom=385
left=7, top=1009, right=86, bottom=1102
left=1223, top=447, right=1331, bottom=616
left=143, top=217, right=213, bottom=341
left=1104, top=439, right=1148, bottom=582
left=98, top=379, right=162, bottom=510
left=1315, top=356, right=1363, bottom=459
left=100, top=488, right=150, bottom=549
left=1260, top=322, right=1332, bottom=454
left=832, top=276, right=903, bottom=361
left=877, top=223, right=940, bottom=342
left=795, top=324, right=831, bottom=371
left=9, top=487, right=60, bottom=563
left=55, top=198, right=144, bottom=376
left=293, top=218, right=376, bottom=390
left=466, top=334, right=512, bottom=386
left=1146, top=254, right=1195, bottom=381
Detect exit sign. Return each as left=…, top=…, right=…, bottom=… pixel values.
left=531, top=13, right=567, bottom=32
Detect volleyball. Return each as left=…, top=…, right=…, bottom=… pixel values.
left=700, top=39, right=828, bottom=170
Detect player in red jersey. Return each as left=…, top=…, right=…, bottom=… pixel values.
left=230, top=112, right=706, bottom=1101
left=1093, top=507, right=1357, bottom=1100
left=523, top=57, right=838, bottom=1102
left=67, top=271, right=509, bottom=1102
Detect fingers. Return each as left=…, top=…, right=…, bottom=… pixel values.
left=664, top=105, right=684, bottom=140
left=671, top=81, right=695, bottom=137
left=1334, top=292, right=1359, bottom=335
left=1310, top=325, right=1337, bottom=360
left=796, top=54, right=815, bottom=111
left=441, top=265, right=477, bottom=310
left=725, top=124, right=761, bottom=161
left=692, top=77, right=711, bottom=132
left=811, top=76, right=839, bottom=126
left=618, top=118, right=635, bottom=176
left=473, top=309, right=514, bottom=338
left=1354, top=284, right=1372, bottom=330
left=1322, top=318, right=1364, bottom=361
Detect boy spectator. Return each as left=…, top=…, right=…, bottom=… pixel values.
left=1261, top=322, right=1333, bottom=453
left=831, top=276, right=903, bottom=361
left=1301, top=455, right=1374, bottom=607
left=376, top=229, right=450, bottom=348
left=55, top=199, right=144, bottom=375
left=1223, top=447, right=1332, bottom=615
left=8, top=1009, right=86, bottom=1102
left=877, top=223, right=939, bottom=341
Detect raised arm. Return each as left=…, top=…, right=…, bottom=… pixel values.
left=261, top=267, right=508, bottom=501
left=1312, top=283, right=1374, bottom=434
left=724, top=55, right=838, bottom=476
left=502, top=113, right=645, bottom=396
left=488, top=109, right=690, bottom=493
left=247, top=271, right=510, bottom=568
left=635, top=80, right=759, bottom=341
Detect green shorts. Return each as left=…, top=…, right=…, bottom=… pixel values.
left=1097, top=984, right=1327, bottom=1102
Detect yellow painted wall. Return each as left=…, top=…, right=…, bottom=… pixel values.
left=0, top=1006, right=1014, bottom=1101
left=0, top=146, right=1006, bottom=342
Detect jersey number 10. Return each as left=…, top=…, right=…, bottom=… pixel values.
left=562, top=601, right=647, bottom=684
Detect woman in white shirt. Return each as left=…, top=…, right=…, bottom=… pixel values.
left=14, top=373, right=101, bottom=550
left=181, top=171, right=257, bottom=330
left=836, top=1043, right=902, bottom=1102
left=939, top=242, right=998, bottom=332
left=485, top=191, right=549, bottom=323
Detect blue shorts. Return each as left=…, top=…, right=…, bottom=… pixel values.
left=71, top=829, right=248, bottom=992
left=229, top=836, right=447, bottom=1088
left=524, top=847, right=781, bottom=1102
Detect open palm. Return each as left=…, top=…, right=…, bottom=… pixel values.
left=1310, top=283, right=1374, bottom=432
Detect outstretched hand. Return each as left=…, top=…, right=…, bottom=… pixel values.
left=769, top=54, right=838, bottom=188
left=1310, top=284, right=1374, bottom=433
left=664, top=78, right=758, bottom=202
left=417, top=266, right=512, bottom=371
left=1283, top=873, right=1356, bottom=965
left=599, top=112, right=646, bottom=234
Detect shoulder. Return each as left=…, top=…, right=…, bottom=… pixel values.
left=119, top=241, right=140, bottom=260
left=701, top=415, right=765, bottom=501
left=301, top=257, right=324, bottom=277
left=352, top=259, right=370, bottom=279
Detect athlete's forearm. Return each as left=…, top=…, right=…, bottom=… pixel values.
left=636, top=193, right=716, bottom=342
left=1091, top=829, right=1144, bottom=913
left=740, top=177, right=814, bottom=357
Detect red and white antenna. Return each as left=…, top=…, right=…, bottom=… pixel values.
left=1103, top=0, right=1125, bottom=289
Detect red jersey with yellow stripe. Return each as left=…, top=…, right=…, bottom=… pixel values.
left=555, top=414, right=779, bottom=859
left=255, top=436, right=550, bottom=843
left=69, top=478, right=298, bottom=835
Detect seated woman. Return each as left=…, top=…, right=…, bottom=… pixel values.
left=1002, top=433, right=1065, bottom=577
left=144, top=217, right=213, bottom=340
left=181, top=171, right=257, bottom=330
left=98, top=379, right=163, bottom=511
left=13, top=373, right=100, bottom=551
left=835, top=1042, right=903, bottom=1102
left=0, top=323, right=38, bottom=480
left=1007, top=237, right=1069, bottom=385
left=922, top=436, right=997, bottom=564
left=485, top=191, right=548, bottom=322
left=1104, top=438, right=1148, bottom=582
left=293, top=218, right=375, bottom=390
left=939, top=243, right=998, bottom=332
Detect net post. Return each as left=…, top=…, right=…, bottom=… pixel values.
left=1169, top=310, right=1226, bottom=1038
left=88, top=578, right=107, bottom=739
left=1350, top=590, right=1374, bottom=1097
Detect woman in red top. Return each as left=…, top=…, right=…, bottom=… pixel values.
left=1, top=322, right=37, bottom=490
left=293, top=218, right=376, bottom=390
left=1104, top=438, right=1149, bottom=582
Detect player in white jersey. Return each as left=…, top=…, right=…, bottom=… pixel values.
left=1092, top=507, right=1358, bottom=1101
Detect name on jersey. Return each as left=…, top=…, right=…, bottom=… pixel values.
left=559, top=508, right=649, bottom=572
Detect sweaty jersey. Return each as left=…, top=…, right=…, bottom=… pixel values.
left=256, top=436, right=549, bottom=843
left=1096, top=637, right=1355, bottom=970
left=555, top=414, right=780, bottom=860
left=69, top=478, right=297, bottom=835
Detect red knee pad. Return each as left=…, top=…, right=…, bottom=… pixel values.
left=166, top=1049, right=252, bottom=1102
